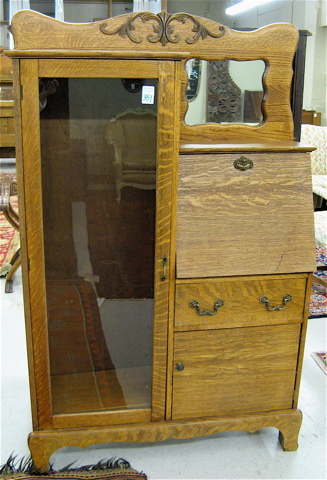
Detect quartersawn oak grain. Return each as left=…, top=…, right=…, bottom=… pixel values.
left=8, top=9, right=315, bottom=471
left=29, top=409, right=303, bottom=471
left=172, top=324, right=301, bottom=419
left=176, top=151, right=316, bottom=278
left=175, top=274, right=308, bottom=331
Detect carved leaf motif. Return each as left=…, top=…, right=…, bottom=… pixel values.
left=100, top=11, right=226, bottom=47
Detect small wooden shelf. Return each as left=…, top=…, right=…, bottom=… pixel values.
left=51, top=365, right=152, bottom=415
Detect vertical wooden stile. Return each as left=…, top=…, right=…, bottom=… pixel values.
left=151, top=60, right=178, bottom=422
left=19, top=59, right=53, bottom=430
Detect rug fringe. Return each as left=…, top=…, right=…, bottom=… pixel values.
left=0, top=455, right=132, bottom=477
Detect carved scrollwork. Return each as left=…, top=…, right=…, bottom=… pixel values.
left=207, top=59, right=241, bottom=123
left=100, top=11, right=226, bottom=46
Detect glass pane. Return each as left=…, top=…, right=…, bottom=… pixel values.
left=185, top=59, right=265, bottom=125
left=40, top=77, right=157, bottom=415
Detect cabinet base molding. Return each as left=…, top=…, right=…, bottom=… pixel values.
left=29, top=409, right=302, bottom=472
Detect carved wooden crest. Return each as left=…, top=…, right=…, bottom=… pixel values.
left=100, top=11, right=226, bottom=46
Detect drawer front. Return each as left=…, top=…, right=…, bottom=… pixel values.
left=175, top=275, right=307, bottom=330
left=172, top=324, right=301, bottom=420
left=0, top=101, right=14, bottom=118
left=177, top=152, right=316, bottom=278
left=0, top=117, right=15, bottom=134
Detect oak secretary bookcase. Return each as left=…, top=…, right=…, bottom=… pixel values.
left=8, top=10, right=316, bottom=470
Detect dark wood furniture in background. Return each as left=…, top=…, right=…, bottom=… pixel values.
left=0, top=49, right=15, bottom=156
left=302, top=110, right=322, bottom=125
left=291, top=30, right=312, bottom=141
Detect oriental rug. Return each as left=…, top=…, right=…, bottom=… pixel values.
left=0, top=457, right=146, bottom=480
left=309, top=245, right=327, bottom=318
left=0, top=173, right=19, bottom=277
left=47, top=279, right=125, bottom=413
left=311, top=351, right=327, bottom=375
left=309, top=281, right=327, bottom=318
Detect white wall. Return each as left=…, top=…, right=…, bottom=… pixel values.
left=226, top=0, right=327, bottom=125
left=29, top=1, right=133, bottom=22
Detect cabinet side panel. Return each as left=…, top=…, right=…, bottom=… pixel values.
left=12, top=59, right=39, bottom=431
left=177, top=152, right=316, bottom=278
left=20, top=59, right=53, bottom=430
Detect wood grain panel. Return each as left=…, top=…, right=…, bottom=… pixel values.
left=151, top=61, right=178, bottom=421
left=292, top=274, right=312, bottom=408
left=29, top=409, right=303, bottom=471
left=175, top=274, right=307, bottom=331
left=12, top=58, right=40, bottom=431
left=53, top=408, right=151, bottom=430
left=19, top=59, right=53, bottom=430
left=39, top=59, right=159, bottom=79
left=165, top=60, right=181, bottom=421
left=177, top=152, right=316, bottom=278
left=8, top=12, right=298, bottom=142
left=172, top=324, right=301, bottom=420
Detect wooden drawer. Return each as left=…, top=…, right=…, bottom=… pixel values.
left=175, top=274, right=308, bottom=331
left=0, top=100, right=14, bottom=117
left=177, top=152, right=316, bottom=278
left=0, top=100, right=15, bottom=147
left=0, top=117, right=15, bottom=134
left=172, top=323, right=301, bottom=420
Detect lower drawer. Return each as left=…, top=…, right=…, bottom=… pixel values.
left=175, top=274, right=308, bottom=331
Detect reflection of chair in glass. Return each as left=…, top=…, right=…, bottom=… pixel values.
left=104, top=108, right=157, bottom=202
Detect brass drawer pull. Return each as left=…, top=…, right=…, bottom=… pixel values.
left=233, top=156, right=253, bottom=171
left=189, top=299, right=224, bottom=316
left=260, top=294, right=292, bottom=311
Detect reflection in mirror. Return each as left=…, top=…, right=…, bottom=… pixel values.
left=185, top=59, right=265, bottom=126
left=39, top=77, right=157, bottom=416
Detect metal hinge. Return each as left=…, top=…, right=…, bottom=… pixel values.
left=161, top=255, right=168, bottom=281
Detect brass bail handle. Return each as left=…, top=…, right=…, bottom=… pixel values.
left=189, top=299, right=224, bottom=316
left=260, top=294, right=292, bottom=311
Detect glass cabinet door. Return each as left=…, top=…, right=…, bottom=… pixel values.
left=17, top=59, right=177, bottom=427
left=40, top=76, right=157, bottom=416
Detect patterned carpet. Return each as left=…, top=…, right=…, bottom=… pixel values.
left=0, top=175, right=19, bottom=277
left=309, top=281, right=327, bottom=318
left=310, top=245, right=327, bottom=318
left=311, top=351, right=327, bottom=374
